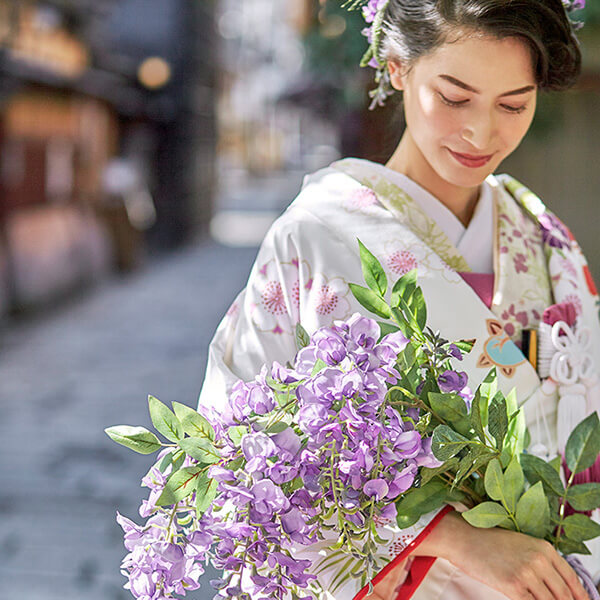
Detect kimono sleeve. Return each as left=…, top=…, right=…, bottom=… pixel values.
left=198, top=217, right=301, bottom=418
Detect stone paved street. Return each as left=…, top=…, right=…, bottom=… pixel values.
left=0, top=239, right=260, bottom=600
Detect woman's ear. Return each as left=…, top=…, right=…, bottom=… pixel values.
left=388, top=60, right=405, bottom=91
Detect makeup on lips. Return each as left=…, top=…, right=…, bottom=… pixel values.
left=447, top=148, right=494, bottom=168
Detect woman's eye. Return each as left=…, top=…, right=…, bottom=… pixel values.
left=438, top=92, right=469, bottom=107
left=501, top=104, right=527, bottom=114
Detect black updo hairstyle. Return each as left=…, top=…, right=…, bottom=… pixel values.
left=380, top=0, right=581, bottom=91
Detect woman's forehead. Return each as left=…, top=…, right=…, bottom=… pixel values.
left=413, top=33, right=537, bottom=89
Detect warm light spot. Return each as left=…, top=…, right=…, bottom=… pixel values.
left=138, top=57, right=172, bottom=90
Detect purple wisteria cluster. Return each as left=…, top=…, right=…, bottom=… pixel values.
left=116, top=313, right=440, bottom=600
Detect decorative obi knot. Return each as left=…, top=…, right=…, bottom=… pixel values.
left=537, top=301, right=598, bottom=455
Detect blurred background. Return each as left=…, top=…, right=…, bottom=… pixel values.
left=0, top=1, right=598, bottom=598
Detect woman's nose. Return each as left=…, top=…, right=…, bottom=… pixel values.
left=460, top=112, right=495, bottom=150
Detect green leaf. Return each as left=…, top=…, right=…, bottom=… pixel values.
left=410, top=287, right=427, bottom=331
left=390, top=269, right=417, bottom=307
left=429, top=393, right=469, bottom=431
left=178, top=437, right=221, bottom=464
left=311, top=358, right=328, bottom=376
left=484, top=458, right=505, bottom=503
left=156, top=466, right=202, bottom=506
left=470, top=389, right=486, bottom=443
left=227, top=425, right=248, bottom=446
left=195, top=472, right=218, bottom=516
left=515, top=481, right=550, bottom=537
left=358, top=239, right=388, bottom=297
left=556, top=538, right=591, bottom=556
left=172, top=402, right=215, bottom=441
left=453, top=339, right=475, bottom=354
left=377, top=321, right=400, bottom=338
left=295, top=322, right=310, bottom=351
left=562, top=513, right=600, bottom=542
left=488, top=392, right=508, bottom=452
left=504, top=455, right=525, bottom=514
left=565, top=412, right=600, bottom=475
left=521, top=453, right=565, bottom=496
left=566, top=483, right=600, bottom=512
left=149, top=395, right=183, bottom=442
left=420, top=457, right=459, bottom=486
left=105, top=425, right=162, bottom=454
left=396, top=480, right=449, bottom=528
left=462, top=502, right=510, bottom=528
left=266, top=421, right=289, bottom=434
left=431, top=425, right=470, bottom=461
left=349, top=283, right=391, bottom=319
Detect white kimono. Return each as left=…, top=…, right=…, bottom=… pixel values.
left=199, top=158, right=600, bottom=599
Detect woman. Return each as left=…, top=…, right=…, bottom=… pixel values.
left=199, top=0, right=600, bottom=598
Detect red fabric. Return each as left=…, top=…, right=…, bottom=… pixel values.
left=458, top=272, right=494, bottom=309
left=353, top=505, right=453, bottom=600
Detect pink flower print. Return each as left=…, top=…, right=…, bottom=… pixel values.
left=563, top=293, right=583, bottom=316
left=512, top=229, right=523, bottom=238
left=515, top=311, right=529, bottom=327
left=504, top=322, right=516, bottom=337
left=226, top=302, right=240, bottom=319
left=389, top=534, right=413, bottom=557
left=560, top=257, right=577, bottom=279
left=345, top=186, right=379, bottom=211
left=387, top=250, right=417, bottom=276
left=514, top=253, right=528, bottom=274
left=262, top=281, right=287, bottom=316
left=291, top=280, right=301, bottom=311
left=315, top=285, right=339, bottom=316
left=500, top=246, right=509, bottom=254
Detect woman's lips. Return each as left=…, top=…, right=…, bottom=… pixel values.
left=447, top=148, right=494, bottom=168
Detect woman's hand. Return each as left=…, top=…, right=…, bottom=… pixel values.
left=412, top=510, right=589, bottom=600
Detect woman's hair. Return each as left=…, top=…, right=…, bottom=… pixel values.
left=380, top=0, right=582, bottom=90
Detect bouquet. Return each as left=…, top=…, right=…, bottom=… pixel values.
left=106, top=241, right=600, bottom=600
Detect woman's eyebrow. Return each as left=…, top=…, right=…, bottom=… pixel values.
left=438, top=74, right=536, bottom=97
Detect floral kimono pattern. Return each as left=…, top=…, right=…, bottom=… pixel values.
left=199, top=158, right=600, bottom=599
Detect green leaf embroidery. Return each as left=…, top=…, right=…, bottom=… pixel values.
left=105, top=425, right=162, bottom=455
left=149, top=395, right=183, bottom=442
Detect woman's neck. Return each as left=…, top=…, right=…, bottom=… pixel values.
left=385, top=131, right=481, bottom=227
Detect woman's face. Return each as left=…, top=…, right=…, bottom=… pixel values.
left=389, top=32, right=538, bottom=188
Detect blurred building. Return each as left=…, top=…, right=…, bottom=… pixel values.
left=0, top=0, right=216, bottom=315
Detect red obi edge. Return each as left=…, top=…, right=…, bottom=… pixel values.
left=353, top=505, right=453, bottom=600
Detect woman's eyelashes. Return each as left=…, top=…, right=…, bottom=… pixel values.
left=437, top=92, right=528, bottom=114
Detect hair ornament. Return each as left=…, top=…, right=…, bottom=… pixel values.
left=342, top=0, right=586, bottom=108
left=343, top=0, right=394, bottom=109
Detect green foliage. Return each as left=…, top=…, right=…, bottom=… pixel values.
left=156, top=467, right=202, bottom=507
left=515, top=482, right=550, bottom=538
left=521, top=453, right=565, bottom=496
left=566, top=483, right=600, bottom=512
left=172, top=402, right=215, bottom=441
left=349, top=283, right=391, bottom=319
left=395, top=480, right=452, bottom=528
left=488, top=392, right=508, bottom=452
left=295, top=322, right=311, bottom=351
left=359, top=239, right=388, bottom=297
left=562, top=514, right=600, bottom=542
left=565, top=412, right=600, bottom=475
left=195, top=472, right=218, bottom=517
left=463, top=502, right=511, bottom=528
left=105, top=425, right=162, bottom=455
left=178, top=437, right=220, bottom=464
left=149, top=395, right=183, bottom=442
left=431, top=425, right=469, bottom=461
